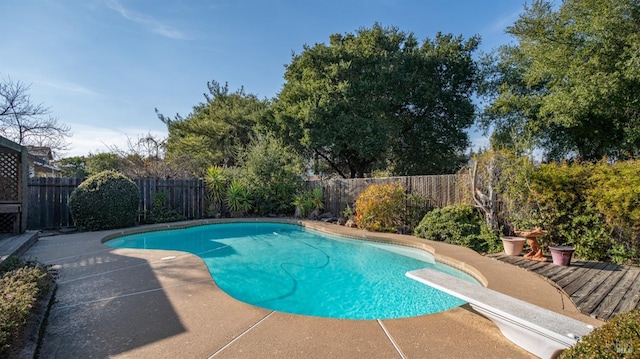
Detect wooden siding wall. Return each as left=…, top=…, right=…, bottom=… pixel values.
left=307, top=174, right=472, bottom=216
left=27, top=178, right=205, bottom=230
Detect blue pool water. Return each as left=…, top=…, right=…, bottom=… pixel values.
left=105, top=222, right=478, bottom=320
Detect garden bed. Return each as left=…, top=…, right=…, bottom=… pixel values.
left=0, top=257, right=55, bottom=358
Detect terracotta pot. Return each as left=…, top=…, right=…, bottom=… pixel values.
left=501, top=236, right=526, bottom=256
left=549, top=245, right=575, bottom=266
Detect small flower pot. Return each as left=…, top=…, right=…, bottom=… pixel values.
left=501, top=236, right=526, bottom=256
left=549, top=245, right=575, bottom=266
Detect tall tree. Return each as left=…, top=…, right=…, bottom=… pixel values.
left=479, top=0, right=640, bottom=161
left=0, top=76, right=71, bottom=154
left=390, top=33, right=479, bottom=175
left=157, top=81, right=269, bottom=175
left=270, top=24, right=479, bottom=178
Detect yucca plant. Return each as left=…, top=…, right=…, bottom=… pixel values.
left=204, top=165, right=227, bottom=215
left=226, top=179, right=252, bottom=216
left=309, top=187, right=324, bottom=212
left=293, top=187, right=324, bottom=218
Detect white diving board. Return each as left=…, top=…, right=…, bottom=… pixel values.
left=406, top=268, right=595, bottom=359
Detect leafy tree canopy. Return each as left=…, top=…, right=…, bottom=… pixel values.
left=479, top=0, right=640, bottom=161
left=85, top=153, right=122, bottom=176
left=54, top=156, right=88, bottom=178
left=157, top=81, right=270, bottom=176
left=269, top=23, right=480, bottom=178
left=55, top=153, right=121, bottom=178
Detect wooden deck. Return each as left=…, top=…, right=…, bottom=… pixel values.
left=488, top=253, right=640, bottom=321
left=0, top=231, right=39, bottom=264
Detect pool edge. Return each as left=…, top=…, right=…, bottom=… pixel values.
left=100, top=218, right=489, bottom=288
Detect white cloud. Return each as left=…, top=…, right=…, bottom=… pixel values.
left=38, top=80, right=102, bottom=97
left=63, top=123, right=167, bottom=157
left=105, top=0, right=189, bottom=40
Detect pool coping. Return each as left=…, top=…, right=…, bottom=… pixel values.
left=98, top=218, right=607, bottom=326
left=100, top=218, right=489, bottom=287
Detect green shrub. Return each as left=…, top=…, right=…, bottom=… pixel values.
left=355, top=182, right=407, bottom=232
left=204, top=165, right=227, bottom=216
left=226, top=179, right=252, bottom=216
left=341, top=204, right=355, bottom=221
left=68, top=170, right=140, bottom=231
left=142, top=192, right=186, bottom=224
left=0, top=257, right=52, bottom=357
left=239, top=134, right=305, bottom=215
left=587, top=160, right=640, bottom=264
left=414, top=204, right=500, bottom=253
left=353, top=182, right=430, bottom=233
left=503, top=160, right=640, bottom=264
left=588, top=160, right=640, bottom=229
left=560, top=309, right=640, bottom=358
left=528, top=162, right=595, bottom=247
left=293, top=187, right=324, bottom=218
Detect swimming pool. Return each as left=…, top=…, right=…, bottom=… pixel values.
left=105, top=222, right=478, bottom=320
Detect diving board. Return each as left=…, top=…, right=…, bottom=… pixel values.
left=406, top=268, right=595, bottom=359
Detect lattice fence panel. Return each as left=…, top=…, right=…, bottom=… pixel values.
left=0, top=213, right=17, bottom=233
left=0, top=149, right=20, bottom=202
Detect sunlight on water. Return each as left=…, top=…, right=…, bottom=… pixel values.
left=106, top=222, right=478, bottom=320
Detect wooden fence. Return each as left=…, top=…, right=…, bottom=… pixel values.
left=26, top=174, right=470, bottom=230
left=27, top=178, right=206, bottom=230
left=307, top=174, right=473, bottom=217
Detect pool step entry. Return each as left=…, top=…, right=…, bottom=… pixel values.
left=406, top=268, right=594, bottom=359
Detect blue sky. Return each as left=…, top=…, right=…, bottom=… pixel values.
left=0, top=0, right=524, bottom=157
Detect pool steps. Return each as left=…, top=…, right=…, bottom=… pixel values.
left=406, top=268, right=594, bottom=359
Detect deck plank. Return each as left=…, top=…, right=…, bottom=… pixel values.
left=577, top=265, right=627, bottom=310
left=612, top=267, right=640, bottom=314
left=524, top=261, right=550, bottom=272
left=591, top=269, right=639, bottom=321
left=557, top=262, right=609, bottom=292
left=535, top=263, right=567, bottom=278
left=571, top=263, right=619, bottom=306
left=519, top=260, right=546, bottom=271
left=487, top=254, right=640, bottom=321
left=546, top=264, right=582, bottom=283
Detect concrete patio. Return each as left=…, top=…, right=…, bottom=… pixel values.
left=16, top=219, right=603, bottom=358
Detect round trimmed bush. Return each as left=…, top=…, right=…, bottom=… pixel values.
left=69, top=170, right=140, bottom=231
